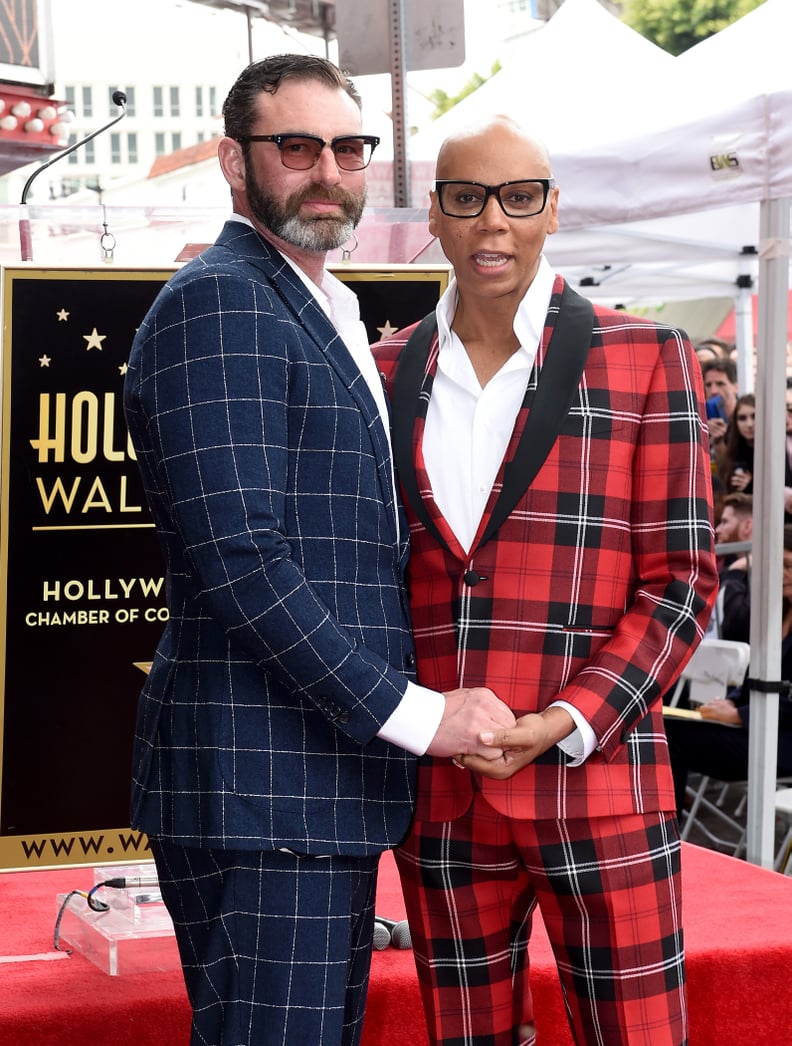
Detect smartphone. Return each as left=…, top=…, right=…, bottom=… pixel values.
left=706, top=395, right=726, bottom=420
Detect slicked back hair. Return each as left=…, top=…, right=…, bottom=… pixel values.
left=222, top=54, right=362, bottom=153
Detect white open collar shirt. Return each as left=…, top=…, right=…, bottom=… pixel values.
left=422, top=257, right=595, bottom=765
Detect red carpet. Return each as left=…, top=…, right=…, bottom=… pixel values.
left=2, top=843, right=791, bottom=1045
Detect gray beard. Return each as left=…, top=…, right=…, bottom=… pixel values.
left=245, top=170, right=364, bottom=253
left=275, top=213, right=356, bottom=252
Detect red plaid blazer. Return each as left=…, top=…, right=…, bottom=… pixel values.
left=374, top=277, right=718, bottom=823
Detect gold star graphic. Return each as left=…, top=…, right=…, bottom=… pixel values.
left=39, top=354, right=51, bottom=367
left=56, top=308, right=69, bottom=321
left=119, top=361, right=128, bottom=375
left=83, top=327, right=107, bottom=351
left=377, top=320, right=400, bottom=339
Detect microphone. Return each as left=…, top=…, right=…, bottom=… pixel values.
left=95, top=873, right=160, bottom=890
left=107, top=875, right=160, bottom=889
left=19, top=89, right=128, bottom=261
left=372, top=919, right=392, bottom=950
left=373, top=915, right=412, bottom=950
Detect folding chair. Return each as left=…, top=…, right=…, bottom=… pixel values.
left=773, top=787, right=792, bottom=873
left=666, top=638, right=750, bottom=707
left=667, top=640, right=752, bottom=852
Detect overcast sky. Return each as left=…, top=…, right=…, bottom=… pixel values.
left=49, top=0, right=518, bottom=134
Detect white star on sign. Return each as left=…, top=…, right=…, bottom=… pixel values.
left=83, top=327, right=107, bottom=351
left=377, top=320, right=399, bottom=339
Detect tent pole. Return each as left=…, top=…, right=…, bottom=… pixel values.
left=734, top=281, right=755, bottom=393
left=745, top=194, right=791, bottom=868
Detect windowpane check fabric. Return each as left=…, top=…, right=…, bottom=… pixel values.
left=151, top=841, right=379, bottom=1046
left=123, top=221, right=418, bottom=855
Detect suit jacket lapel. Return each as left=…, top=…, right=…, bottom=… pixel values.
left=215, top=222, right=400, bottom=546
left=391, top=281, right=594, bottom=556
left=390, top=313, right=451, bottom=551
left=479, top=281, right=593, bottom=546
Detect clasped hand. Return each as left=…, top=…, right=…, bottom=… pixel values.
left=452, top=713, right=552, bottom=779
left=426, top=687, right=515, bottom=761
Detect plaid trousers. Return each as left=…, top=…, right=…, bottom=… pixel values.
left=395, top=792, right=686, bottom=1046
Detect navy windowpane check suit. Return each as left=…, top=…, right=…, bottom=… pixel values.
left=123, top=221, right=418, bottom=1043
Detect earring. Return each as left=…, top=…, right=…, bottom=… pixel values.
left=341, top=233, right=359, bottom=263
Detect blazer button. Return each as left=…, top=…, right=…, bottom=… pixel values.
left=337, top=711, right=350, bottom=725
left=463, top=570, right=482, bottom=586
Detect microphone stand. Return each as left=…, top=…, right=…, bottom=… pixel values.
left=19, top=89, right=128, bottom=262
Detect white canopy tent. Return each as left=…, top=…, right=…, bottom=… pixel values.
left=364, top=0, right=787, bottom=366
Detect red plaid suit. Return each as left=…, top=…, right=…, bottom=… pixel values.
left=373, top=277, right=718, bottom=1045
left=374, top=277, right=717, bottom=823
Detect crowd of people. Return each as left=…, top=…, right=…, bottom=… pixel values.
left=700, top=344, right=792, bottom=520
left=670, top=335, right=792, bottom=849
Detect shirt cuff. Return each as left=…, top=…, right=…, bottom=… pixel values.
left=551, top=700, right=597, bottom=766
left=377, top=680, right=445, bottom=755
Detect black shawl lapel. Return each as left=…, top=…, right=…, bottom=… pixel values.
left=479, top=282, right=593, bottom=546
left=391, top=282, right=594, bottom=555
left=390, top=313, right=450, bottom=551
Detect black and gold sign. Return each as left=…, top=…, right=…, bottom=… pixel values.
left=0, top=263, right=449, bottom=870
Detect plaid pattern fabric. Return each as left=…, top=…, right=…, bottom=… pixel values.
left=373, top=278, right=718, bottom=824
left=151, top=840, right=379, bottom=1046
left=124, top=221, right=417, bottom=853
left=396, top=797, right=686, bottom=1046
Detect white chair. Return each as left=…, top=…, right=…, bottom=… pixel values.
left=664, top=639, right=752, bottom=853
left=666, top=638, right=751, bottom=707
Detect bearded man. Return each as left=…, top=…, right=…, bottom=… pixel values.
left=123, top=55, right=513, bottom=1046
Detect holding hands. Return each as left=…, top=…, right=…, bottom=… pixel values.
left=452, top=706, right=576, bottom=780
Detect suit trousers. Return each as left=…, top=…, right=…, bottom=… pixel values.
left=151, top=839, right=379, bottom=1046
left=395, top=790, right=686, bottom=1046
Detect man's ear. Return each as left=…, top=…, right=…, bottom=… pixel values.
left=218, top=136, right=246, bottom=192
left=545, top=185, right=560, bottom=236
left=428, top=191, right=439, bottom=237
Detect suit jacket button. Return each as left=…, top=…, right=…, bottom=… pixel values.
left=337, top=711, right=350, bottom=725
left=405, top=652, right=416, bottom=668
left=463, top=570, right=481, bottom=586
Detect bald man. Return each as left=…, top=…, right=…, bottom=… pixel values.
left=373, top=116, right=717, bottom=1045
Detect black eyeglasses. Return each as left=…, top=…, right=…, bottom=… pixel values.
left=433, top=179, right=556, bottom=218
left=237, top=132, right=380, bottom=171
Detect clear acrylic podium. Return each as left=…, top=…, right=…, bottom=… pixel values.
left=55, top=861, right=180, bottom=976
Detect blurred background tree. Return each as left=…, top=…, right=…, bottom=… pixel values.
left=429, top=60, right=502, bottom=120
left=623, top=0, right=766, bottom=55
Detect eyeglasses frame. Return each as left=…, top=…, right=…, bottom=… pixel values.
left=433, top=178, right=557, bottom=218
left=236, top=132, right=380, bottom=170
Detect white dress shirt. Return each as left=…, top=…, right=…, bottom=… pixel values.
left=422, top=258, right=596, bottom=765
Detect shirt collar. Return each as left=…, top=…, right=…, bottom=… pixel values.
left=228, top=213, right=355, bottom=322
left=435, top=255, right=556, bottom=362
